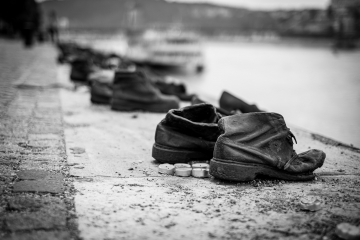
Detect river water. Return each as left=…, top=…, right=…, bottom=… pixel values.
left=76, top=36, right=360, bottom=147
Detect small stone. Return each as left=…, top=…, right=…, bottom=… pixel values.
left=189, top=160, right=209, bottom=166
left=192, top=168, right=209, bottom=178
left=175, top=167, right=192, bottom=177
left=174, top=163, right=191, bottom=169
left=192, top=163, right=209, bottom=169
left=158, top=164, right=175, bottom=175
left=335, top=223, right=360, bottom=240
left=69, top=147, right=85, bottom=154
left=299, top=196, right=322, bottom=211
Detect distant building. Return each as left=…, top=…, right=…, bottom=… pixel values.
left=272, top=9, right=332, bottom=37
left=331, top=0, right=360, bottom=8
left=330, top=0, right=360, bottom=36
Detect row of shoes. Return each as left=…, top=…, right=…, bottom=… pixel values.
left=57, top=41, right=197, bottom=110
left=57, top=41, right=326, bottom=182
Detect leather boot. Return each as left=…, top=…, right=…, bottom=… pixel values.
left=152, top=103, right=222, bottom=163
left=138, top=68, right=194, bottom=101
left=210, top=112, right=326, bottom=181
left=191, top=96, right=231, bottom=116
left=154, top=81, right=195, bottom=101
left=70, top=58, right=93, bottom=83
left=91, top=81, right=112, bottom=104
left=111, top=70, right=179, bottom=112
left=219, top=91, right=262, bottom=113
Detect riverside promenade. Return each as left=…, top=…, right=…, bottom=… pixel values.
left=1, top=39, right=360, bottom=240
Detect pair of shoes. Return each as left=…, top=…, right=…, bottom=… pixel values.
left=220, top=91, right=263, bottom=113
left=191, top=96, right=231, bottom=116
left=154, top=80, right=195, bottom=102
left=110, top=70, right=179, bottom=112
left=70, top=58, right=95, bottom=83
left=136, top=68, right=195, bottom=102
left=152, top=104, right=326, bottom=181
left=89, top=69, right=114, bottom=104
left=191, top=91, right=262, bottom=115
left=90, top=68, right=180, bottom=112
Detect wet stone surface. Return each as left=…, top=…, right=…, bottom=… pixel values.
left=0, top=40, right=78, bottom=240
left=13, top=179, right=65, bottom=194
left=4, top=210, right=67, bottom=231
left=2, top=231, right=71, bottom=240
left=7, top=196, right=43, bottom=211
left=16, top=170, right=50, bottom=180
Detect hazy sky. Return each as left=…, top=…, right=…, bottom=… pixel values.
left=169, top=0, right=330, bottom=9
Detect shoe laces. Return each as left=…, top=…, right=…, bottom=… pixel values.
left=286, top=128, right=297, bottom=146
left=283, top=128, right=298, bottom=170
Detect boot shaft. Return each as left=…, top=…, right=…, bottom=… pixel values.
left=162, top=103, right=221, bottom=141
left=215, top=112, right=295, bottom=168
left=219, top=91, right=262, bottom=113
left=153, top=103, right=221, bottom=163
left=112, top=70, right=161, bottom=100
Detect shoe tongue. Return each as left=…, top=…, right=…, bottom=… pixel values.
left=219, top=112, right=286, bottom=136
left=165, top=104, right=221, bottom=141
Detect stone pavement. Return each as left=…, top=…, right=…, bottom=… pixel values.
left=0, top=40, right=78, bottom=240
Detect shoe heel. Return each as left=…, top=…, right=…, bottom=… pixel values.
left=210, top=158, right=258, bottom=182
left=210, top=158, right=316, bottom=182
left=152, top=143, right=212, bottom=164
left=91, top=95, right=110, bottom=104
left=111, top=98, right=178, bottom=113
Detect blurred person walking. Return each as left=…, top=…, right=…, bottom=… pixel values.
left=0, top=0, right=41, bottom=48
left=19, top=0, right=40, bottom=48
left=47, top=10, right=59, bottom=43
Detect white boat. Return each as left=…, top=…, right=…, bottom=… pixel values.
left=126, top=31, right=205, bottom=73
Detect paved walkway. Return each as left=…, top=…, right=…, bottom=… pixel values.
left=0, top=40, right=78, bottom=240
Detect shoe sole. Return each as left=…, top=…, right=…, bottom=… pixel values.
left=210, top=158, right=315, bottom=182
left=152, top=143, right=212, bottom=164
left=91, top=94, right=110, bottom=104
left=70, top=75, right=88, bottom=82
left=111, top=98, right=178, bottom=113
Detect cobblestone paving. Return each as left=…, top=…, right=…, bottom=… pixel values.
left=0, top=40, right=78, bottom=240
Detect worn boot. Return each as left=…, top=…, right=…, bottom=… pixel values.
left=152, top=103, right=222, bottom=163
left=191, top=96, right=231, bottom=116
left=139, top=68, right=194, bottom=101
left=89, top=70, right=114, bottom=104
left=70, top=58, right=93, bottom=83
left=154, top=81, right=195, bottom=101
left=90, top=80, right=112, bottom=104
left=219, top=91, right=262, bottom=113
left=111, top=70, right=179, bottom=112
left=210, top=113, right=326, bottom=181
